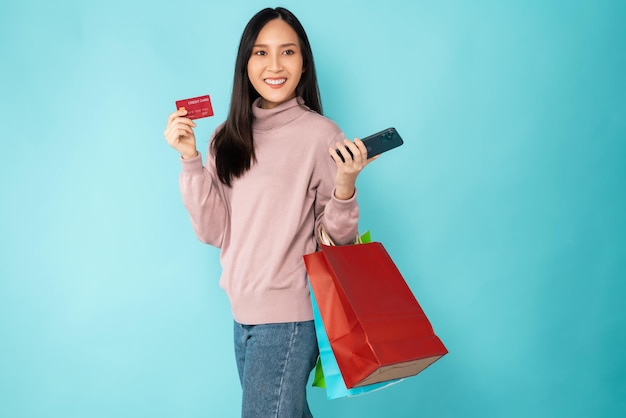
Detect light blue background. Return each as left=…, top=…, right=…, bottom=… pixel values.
left=1, top=0, right=624, bottom=417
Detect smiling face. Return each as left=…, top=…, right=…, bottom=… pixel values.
left=247, top=18, right=304, bottom=109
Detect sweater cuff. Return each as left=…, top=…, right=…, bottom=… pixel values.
left=323, top=188, right=359, bottom=245
left=180, top=152, right=204, bottom=175
left=331, top=187, right=358, bottom=205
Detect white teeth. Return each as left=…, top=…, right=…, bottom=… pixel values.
left=265, top=79, right=286, bottom=85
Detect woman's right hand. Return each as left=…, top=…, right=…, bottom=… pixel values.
left=164, top=108, right=198, bottom=159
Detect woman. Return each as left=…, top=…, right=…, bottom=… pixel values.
left=164, top=7, right=375, bottom=417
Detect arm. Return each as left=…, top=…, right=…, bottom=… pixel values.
left=165, top=109, right=227, bottom=247
left=179, top=152, right=228, bottom=247
left=314, top=133, right=377, bottom=245
left=330, top=136, right=378, bottom=200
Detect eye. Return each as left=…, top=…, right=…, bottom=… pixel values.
left=253, top=50, right=267, bottom=56
left=283, top=49, right=295, bottom=55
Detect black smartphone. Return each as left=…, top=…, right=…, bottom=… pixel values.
left=335, top=127, right=404, bottom=162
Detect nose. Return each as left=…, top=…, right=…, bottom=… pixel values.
left=267, top=53, right=283, bottom=72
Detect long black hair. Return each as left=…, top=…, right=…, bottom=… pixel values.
left=211, top=7, right=322, bottom=186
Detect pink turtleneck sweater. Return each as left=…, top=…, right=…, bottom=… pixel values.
left=179, top=97, right=359, bottom=325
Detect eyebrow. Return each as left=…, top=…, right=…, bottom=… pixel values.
left=252, top=42, right=298, bottom=48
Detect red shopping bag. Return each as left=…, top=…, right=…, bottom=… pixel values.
left=304, top=234, right=448, bottom=389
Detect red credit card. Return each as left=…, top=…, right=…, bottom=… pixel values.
left=175, top=94, right=214, bottom=120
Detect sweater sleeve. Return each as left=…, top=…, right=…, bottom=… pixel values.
left=314, top=131, right=360, bottom=245
left=179, top=150, right=228, bottom=248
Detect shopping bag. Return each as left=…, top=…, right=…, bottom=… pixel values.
left=304, top=229, right=448, bottom=390
left=310, top=230, right=404, bottom=399
left=311, top=288, right=406, bottom=399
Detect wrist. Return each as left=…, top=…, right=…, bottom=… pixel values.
left=334, top=187, right=355, bottom=200
left=181, top=150, right=198, bottom=160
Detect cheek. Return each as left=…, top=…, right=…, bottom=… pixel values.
left=247, top=63, right=262, bottom=87
left=294, top=65, right=305, bottom=83
left=247, top=57, right=264, bottom=74
left=292, top=60, right=305, bottom=79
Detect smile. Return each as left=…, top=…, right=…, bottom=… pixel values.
left=265, top=78, right=287, bottom=86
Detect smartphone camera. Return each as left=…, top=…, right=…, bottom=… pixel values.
left=381, top=130, right=394, bottom=142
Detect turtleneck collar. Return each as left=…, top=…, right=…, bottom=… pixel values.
left=252, top=97, right=310, bottom=131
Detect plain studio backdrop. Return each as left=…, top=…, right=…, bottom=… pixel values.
left=1, top=0, right=624, bottom=417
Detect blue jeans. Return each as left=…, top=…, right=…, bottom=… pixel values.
left=234, top=320, right=319, bottom=418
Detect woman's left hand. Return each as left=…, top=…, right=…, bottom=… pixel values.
left=329, top=138, right=378, bottom=200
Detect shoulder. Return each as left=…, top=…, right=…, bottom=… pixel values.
left=299, top=109, right=339, bottom=131
left=292, top=110, right=346, bottom=166
left=296, top=109, right=343, bottom=144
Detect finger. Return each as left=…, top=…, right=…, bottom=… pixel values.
left=164, top=117, right=196, bottom=138
left=335, top=141, right=354, bottom=162
left=353, top=138, right=368, bottom=159
left=171, top=126, right=194, bottom=138
left=342, top=139, right=363, bottom=164
left=169, top=116, right=197, bottom=130
left=164, top=122, right=186, bottom=138
left=167, top=108, right=188, bottom=124
left=167, top=110, right=198, bottom=132
left=164, top=124, right=194, bottom=144
left=170, top=119, right=195, bottom=133
left=328, top=147, right=345, bottom=164
left=366, top=154, right=380, bottom=164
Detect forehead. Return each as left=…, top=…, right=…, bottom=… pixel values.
left=255, top=18, right=300, bottom=44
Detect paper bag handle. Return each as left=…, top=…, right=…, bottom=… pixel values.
left=317, top=225, right=364, bottom=247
